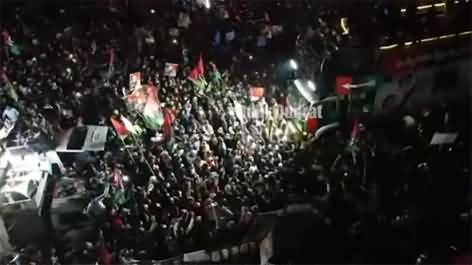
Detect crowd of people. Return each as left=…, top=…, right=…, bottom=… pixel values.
left=0, top=0, right=470, bottom=265
left=0, top=1, right=322, bottom=264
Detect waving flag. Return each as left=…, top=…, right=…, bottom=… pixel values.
left=120, top=115, right=142, bottom=136
left=189, top=54, right=204, bottom=80
left=111, top=117, right=129, bottom=138
left=1, top=31, right=20, bottom=56
left=143, top=85, right=164, bottom=129
left=188, top=54, right=207, bottom=91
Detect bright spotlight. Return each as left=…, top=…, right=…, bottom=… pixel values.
left=307, top=80, right=316, bottom=91
left=204, top=0, right=211, bottom=9
left=150, top=9, right=156, bottom=14
left=289, top=59, right=298, bottom=70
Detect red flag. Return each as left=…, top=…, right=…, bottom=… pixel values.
left=1, top=31, right=13, bottom=46
left=189, top=54, right=205, bottom=80
left=110, top=117, right=129, bottom=137
left=336, top=76, right=353, bottom=95
left=306, top=117, right=319, bottom=133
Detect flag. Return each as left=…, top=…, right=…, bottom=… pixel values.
left=111, top=117, right=129, bottom=138
left=189, top=54, right=205, bottom=81
left=306, top=117, right=319, bottom=133
left=1, top=31, right=20, bottom=56
left=164, top=63, right=179, bottom=77
left=249, top=86, right=265, bottom=101
left=129, top=72, right=142, bottom=91
left=120, top=115, right=141, bottom=135
left=143, top=85, right=164, bottom=129
left=336, top=75, right=353, bottom=95
left=56, top=125, right=109, bottom=152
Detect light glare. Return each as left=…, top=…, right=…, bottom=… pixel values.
left=307, top=81, right=316, bottom=91
left=289, top=59, right=298, bottom=70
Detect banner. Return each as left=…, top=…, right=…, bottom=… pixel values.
left=164, top=63, right=179, bottom=77
left=129, top=72, right=141, bottom=91
left=56, top=125, right=109, bottom=152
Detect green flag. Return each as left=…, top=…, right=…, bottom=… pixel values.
left=143, top=86, right=164, bottom=129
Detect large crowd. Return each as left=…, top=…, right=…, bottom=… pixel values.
left=0, top=1, right=320, bottom=264
left=0, top=1, right=470, bottom=265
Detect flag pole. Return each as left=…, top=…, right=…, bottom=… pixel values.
left=118, top=136, right=137, bottom=164
left=129, top=133, right=158, bottom=179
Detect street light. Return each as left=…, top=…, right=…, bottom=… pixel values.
left=289, top=59, right=298, bottom=70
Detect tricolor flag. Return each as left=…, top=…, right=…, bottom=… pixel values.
left=120, top=115, right=142, bottom=136
left=189, top=55, right=205, bottom=80
left=1, top=31, right=20, bottom=56
left=143, top=85, right=164, bottom=130
left=111, top=117, right=130, bottom=138
left=249, top=86, right=265, bottom=101
left=164, top=63, right=179, bottom=77
left=188, top=54, right=207, bottom=90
